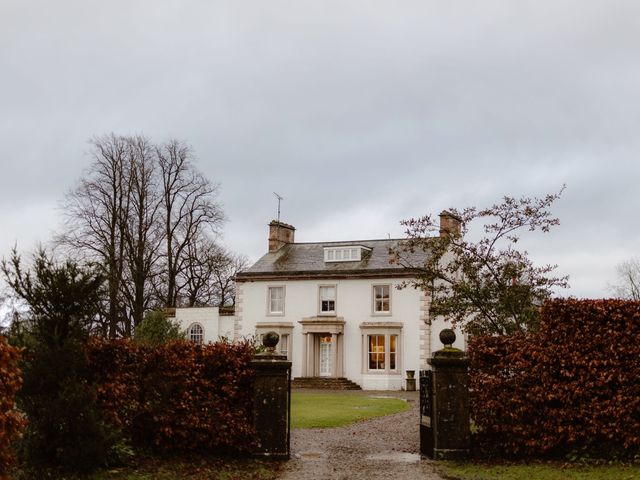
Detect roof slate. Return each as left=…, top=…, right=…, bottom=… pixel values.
left=236, top=239, right=431, bottom=280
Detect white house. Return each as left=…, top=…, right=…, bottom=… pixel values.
left=234, top=215, right=465, bottom=390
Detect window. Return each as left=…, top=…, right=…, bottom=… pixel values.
left=254, top=322, right=294, bottom=360
left=373, top=285, right=391, bottom=313
left=319, top=285, right=336, bottom=314
left=279, top=333, right=289, bottom=357
left=323, top=246, right=371, bottom=262
left=390, top=334, right=397, bottom=370
left=368, top=334, right=385, bottom=370
left=360, top=322, right=402, bottom=374
left=268, top=286, right=285, bottom=314
left=189, top=323, right=204, bottom=345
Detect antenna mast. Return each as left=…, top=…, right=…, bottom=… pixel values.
left=274, top=192, right=283, bottom=223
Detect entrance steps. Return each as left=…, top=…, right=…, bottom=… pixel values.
left=292, top=377, right=362, bottom=390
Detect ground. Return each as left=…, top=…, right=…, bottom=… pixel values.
left=278, top=389, right=445, bottom=480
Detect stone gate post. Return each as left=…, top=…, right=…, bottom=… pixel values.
left=426, top=329, right=470, bottom=460
left=250, top=331, right=292, bottom=459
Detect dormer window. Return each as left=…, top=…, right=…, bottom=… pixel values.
left=324, top=246, right=370, bottom=263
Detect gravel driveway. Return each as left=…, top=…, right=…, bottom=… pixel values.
left=277, top=390, right=446, bottom=480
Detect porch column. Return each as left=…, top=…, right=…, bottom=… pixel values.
left=306, top=332, right=314, bottom=377
left=331, top=333, right=338, bottom=377
left=301, top=333, right=308, bottom=377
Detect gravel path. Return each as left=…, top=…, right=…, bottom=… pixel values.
left=277, top=390, right=446, bottom=480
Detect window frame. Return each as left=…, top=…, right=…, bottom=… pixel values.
left=188, top=322, right=204, bottom=345
left=318, top=284, right=337, bottom=316
left=267, top=285, right=286, bottom=316
left=323, top=245, right=371, bottom=263
left=389, top=333, right=398, bottom=371
left=279, top=333, right=289, bottom=357
left=360, top=322, right=402, bottom=375
left=255, top=322, right=294, bottom=360
left=372, top=284, right=392, bottom=315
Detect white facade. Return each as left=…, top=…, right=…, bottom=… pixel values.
left=236, top=277, right=464, bottom=390
left=173, top=307, right=235, bottom=344
left=232, top=216, right=467, bottom=391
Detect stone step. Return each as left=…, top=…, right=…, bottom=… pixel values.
left=292, top=377, right=362, bottom=390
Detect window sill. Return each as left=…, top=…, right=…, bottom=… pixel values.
left=364, top=370, right=402, bottom=375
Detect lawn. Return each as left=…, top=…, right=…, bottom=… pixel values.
left=290, top=391, right=410, bottom=429
left=440, top=461, right=640, bottom=480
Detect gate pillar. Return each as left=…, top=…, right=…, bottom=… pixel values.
left=426, top=329, right=470, bottom=460
left=250, top=331, right=292, bottom=459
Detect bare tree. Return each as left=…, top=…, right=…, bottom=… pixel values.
left=180, top=233, right=219, bottom=307
left=608, top=258, right=640, bottom=300
left=58, top=134, right=130, bottom=337
left=119, top=137, right=163, bottom=332
left=157, top=140, right=225, bottom=308
left=211, top=249, right=248, bottom=307
left=56, top=134, right=228, bottom=336
left=180, top=236, right=248, bottom=307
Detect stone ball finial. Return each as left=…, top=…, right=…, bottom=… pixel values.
left=262, top=331, right=280, bottom=353
left=439, top=328, right=456, bottom=347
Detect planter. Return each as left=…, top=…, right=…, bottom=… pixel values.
left=406, top=370, right=415, bottom=379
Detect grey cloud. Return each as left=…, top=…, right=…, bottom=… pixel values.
left=1, top=1, right=640, bottom=297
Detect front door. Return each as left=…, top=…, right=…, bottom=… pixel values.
left=319, top=335, right=332, bottom=377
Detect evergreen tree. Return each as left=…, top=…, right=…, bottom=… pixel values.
left=2, top=249, right=116, bottom=472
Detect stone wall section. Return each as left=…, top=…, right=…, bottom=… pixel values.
left=419, top=291, right=431, bottom=369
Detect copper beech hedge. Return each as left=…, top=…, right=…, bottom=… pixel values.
left=86, top=339, right=256, bottom=452
left=0, top=336, right=26, bottom=479
left=469, top=299, right=640, bottom=457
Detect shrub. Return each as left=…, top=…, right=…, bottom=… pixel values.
left=0, top=336, right=26, bottom=478
left=133, top=310, right=185, bottom=346
left=87, top=338, right=256, bottom=453
left=18, top=340, right=117, bottom=472
left=469, top=299, right=640, bottom=458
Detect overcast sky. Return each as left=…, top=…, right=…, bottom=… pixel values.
left=1, top=1, right=639, bottom=298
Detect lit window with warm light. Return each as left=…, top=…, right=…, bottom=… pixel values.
left=368, top=335, right=385, bottom=370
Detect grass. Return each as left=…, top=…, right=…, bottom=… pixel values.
left=290, top=390, right=410, bottom=428
left=440, top=461, right=640, bottom=480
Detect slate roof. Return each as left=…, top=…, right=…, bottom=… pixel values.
left=236, top=238, right=431, bottom=281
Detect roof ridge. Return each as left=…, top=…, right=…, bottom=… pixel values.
left=286, top=238, right=409, bottom=245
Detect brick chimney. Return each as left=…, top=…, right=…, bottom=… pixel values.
left=439, top=211, right=462, bottom=238
left=268, top=220, right=295, bottom=252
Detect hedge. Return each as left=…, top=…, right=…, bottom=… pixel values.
left=86, top=338, right=256, bottom=453
left=469, top=299, right=640, bottom=457
left=0, top=336, right=26, bottom=478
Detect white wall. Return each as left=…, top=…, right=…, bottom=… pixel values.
left=239, top=278, right=452, bottom=389
left=175, top=307, right=225, bottom=344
